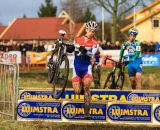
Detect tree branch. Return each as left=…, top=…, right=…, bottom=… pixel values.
left=106, top=0, right=114, bottom=10
left=119, top=0, right=140, bottom=17
left=118, top=0, right=127, bottom=5
left=95, top=0, right=113, bottom=14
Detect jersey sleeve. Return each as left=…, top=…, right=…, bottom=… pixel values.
left=120, top=42, right=126, bottom=61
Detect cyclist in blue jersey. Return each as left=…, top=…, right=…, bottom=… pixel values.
left=119, top=27, right=142, bottom=90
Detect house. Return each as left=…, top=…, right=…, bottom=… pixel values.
left=0, top=26, right=7, bottom=35
left=121, top=0, right=160, bottom=42
left=0, top=10, right=85, bottom=41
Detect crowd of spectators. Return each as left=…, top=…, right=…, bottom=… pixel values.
left=99, top=40, right=121, bottom=50
left=141, top=41, right=160, bottom=54
left=0, top=40, right=55, bottom=55
left=0, top=40, right=160, bottom=54
left=99, top=40, right=160, bottom=54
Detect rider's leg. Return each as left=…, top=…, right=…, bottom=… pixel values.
left=129, top=76, right=136, bottom=90
left=72, top=76, right=82, bottom=95
left=82, top=73, right=92, bottom=117
left=135, top=62, right=143, bottom=90
left=135, top=72, right=142, bottom=90
left=97, top=66, right=101, bottom=87
left=127, top=63, right=136, bottom=90
left=72, top=66, right=82, bottom=94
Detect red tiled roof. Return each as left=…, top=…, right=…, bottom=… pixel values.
left=0, top=17, right=74, bottom=40
left=0, top=26, right=7, bottom=35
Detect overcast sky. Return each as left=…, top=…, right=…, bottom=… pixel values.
left=0, top=0, right=111, bottom=25
left=0, top=0, right=152, bottom=25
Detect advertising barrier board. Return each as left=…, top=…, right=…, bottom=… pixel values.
left=107, top=102, right=152, bottom=124
left=62, top=101, right=107, bottom=122
left=17, top=100, right=62, bottom=121
left=19, top=89, right=160, bottom=103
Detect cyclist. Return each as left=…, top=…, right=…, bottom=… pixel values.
left=119, top=27, right=142, bottom=90
left=68, top=21, right=100, bottom=118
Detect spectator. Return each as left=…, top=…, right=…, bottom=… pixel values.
left=46, top=41, right=55, bottom=52
left=5, top=41, right=12, bottom=52
left=148, top=41, right=155, bottom=54
left=114, top=41, right=121, bottom=49
left=20, top=43, right=27, bottom=56
left=44, top=41, right=48, bottom=52
left=32, top=42, right=38, bottom=52
left=26, top=40, right=33, bottom=51
left=101, top=40, right=107, bottom=50
left=12, top=41, right=19, bottom=51
left=37, top=41, right=45, bottom=52
left=141, top=41, right=148, bottom=54
left=106, top=41, right=112, bottom=50
left=0, top=42, right=3, bottom=51
left=155, top=41, right=160, bottom=54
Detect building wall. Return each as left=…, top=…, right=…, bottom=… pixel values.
left=136, top=13, right=160, bottom=42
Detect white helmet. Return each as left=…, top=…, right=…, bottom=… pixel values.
left=86, top=21, right=99, bottom=31
left=128, top=27, right=138, bottom=35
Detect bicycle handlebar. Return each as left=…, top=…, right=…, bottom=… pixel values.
left=104, top=56, right=126, bottom=66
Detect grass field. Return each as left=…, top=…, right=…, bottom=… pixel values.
left=1, top=66, right=160, bottom=130
left=1, top=121, right=160, bottom=130
left=19, top=66, right=160, bottom=90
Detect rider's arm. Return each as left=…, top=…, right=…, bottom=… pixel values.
left=119, top=42, right=126, bottom=61
left=66, top=41, right=75, bottom=53
left=129, top=44, right=141, bottom=63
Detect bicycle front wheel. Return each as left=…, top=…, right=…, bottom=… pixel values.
left=47, top=61, right=56, bottom=83
left=103, top=72, right=115, bottom=89
left=52, top=55, right=69, bottom=99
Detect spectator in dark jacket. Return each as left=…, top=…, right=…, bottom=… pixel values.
left=37, top=42, right=45, bottom=52
left=20, top=43, right=27, bottom=56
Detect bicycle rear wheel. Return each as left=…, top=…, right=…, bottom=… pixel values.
left=103, top=72, right=115, bottom=89
left=92, top=65, right=101, bottom=89
left=115, top=72, right=125, bottom=90
left=52, top=55, right=69, bottom=99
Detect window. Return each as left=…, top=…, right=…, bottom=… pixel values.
left=153, top=20, right=159, bottom=27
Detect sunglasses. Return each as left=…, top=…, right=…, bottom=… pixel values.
left=130, top=33, right=137, bottom=37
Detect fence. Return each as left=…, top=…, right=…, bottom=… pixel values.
left=0, top=62, right=19, bottom=120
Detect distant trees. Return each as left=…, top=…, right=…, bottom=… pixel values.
left=38, top=0, right=57, bottom=17
left=79, top=7, right=96, bottom=22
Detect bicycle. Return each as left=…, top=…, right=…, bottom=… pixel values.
left=47, top=30, right=69, bottom=99
left=92, top=60, right=101, bottom=89
left=103, top=56, right=125, bottom=90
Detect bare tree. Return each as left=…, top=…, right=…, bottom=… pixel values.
left=61, top=0, right=85, bottom=22
left=94, top=0, right=150, bottom=42
left=61, top=0, right=96, bottom=22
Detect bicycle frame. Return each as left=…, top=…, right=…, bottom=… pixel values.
left=50, top=37, right=67, bottom=64
left=104, top=57, right=125, bottom=89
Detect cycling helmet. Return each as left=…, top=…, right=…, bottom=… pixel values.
left=86, top=21, right=99, bottom=31
left=128, top=27, right=138, bottom=36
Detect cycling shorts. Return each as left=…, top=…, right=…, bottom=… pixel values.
left=126, top=58, right=143, bottom=76
left=72, top=63, right=92, bottom=82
